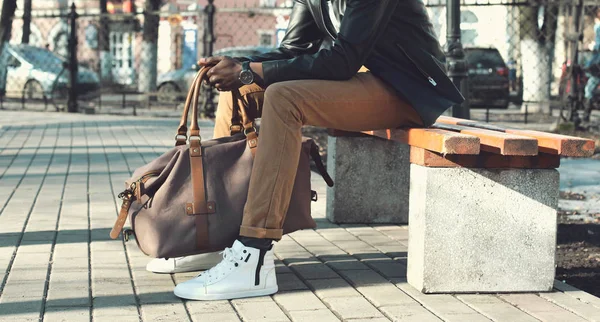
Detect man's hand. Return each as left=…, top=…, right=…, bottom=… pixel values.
left=198, top=56, right=243, bottom=91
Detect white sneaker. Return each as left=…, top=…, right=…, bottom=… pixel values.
left=174, top=240, right=278, bottom=301
left=146, top=252, right=222, bottom=274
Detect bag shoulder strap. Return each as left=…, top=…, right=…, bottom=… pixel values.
left=309, top=141, right=334, bottom=187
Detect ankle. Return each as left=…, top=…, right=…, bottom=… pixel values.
left=238, top=236, right=273, bottom=250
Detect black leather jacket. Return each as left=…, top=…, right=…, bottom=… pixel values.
left=238, top=0, right=464, bottom=126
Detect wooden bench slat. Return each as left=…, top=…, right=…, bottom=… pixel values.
left=410, top=146, right=560, bottom=169
left=362, top=128, right=480, bottom=155
left=432, top=123, right=539, bottom=156
left=437, top=116, right=595, bottom=157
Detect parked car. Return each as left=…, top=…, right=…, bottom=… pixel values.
left=464, top=47, right=510, bottom=109
left=2, top=44, right=100, bottom=100
left=156, top=46, right=275, bottom=102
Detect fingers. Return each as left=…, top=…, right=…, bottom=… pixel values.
left=201, top=57, right=241, bottom=91
left=197, top=56, right=224, bottom=67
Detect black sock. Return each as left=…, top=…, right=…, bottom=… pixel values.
left=238, top=236, right=273, bottom=250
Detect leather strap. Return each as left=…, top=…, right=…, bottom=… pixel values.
left=176, top=71, right=202, bottom=146
left=230, top=89, right=243, bottom=135
left=186, top=67, right=216, bottom=251
left=110, top=197, right=133, bottom=239
left=176, top=62, right=218, bottom=146
left=310, top=141, right=334, bottom=187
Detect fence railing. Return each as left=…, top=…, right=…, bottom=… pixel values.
left=0, top=0, right=598, bottom=124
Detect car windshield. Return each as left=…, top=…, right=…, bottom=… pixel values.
left=14, top=46, right=64, bottom=70
left=465, top=49, right=505, bottom=68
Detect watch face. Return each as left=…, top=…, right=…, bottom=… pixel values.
left=240, top=70, right=254, bottom=85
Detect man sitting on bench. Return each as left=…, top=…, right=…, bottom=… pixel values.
left=151, top=0, right=465, bottom=301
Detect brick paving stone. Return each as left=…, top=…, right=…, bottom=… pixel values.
left=540, top=292, right=600, bottom=321
left=140, top=302, right=192, bottom=322
left=321, top=296, right=385, bottom=320
left=397, top=282, right=491, bottom=322
left=553, top=280, right=600, bottom=309
left=322, top=256, right=370, bottom=271
left=289, top=261, right=340, bottom=280
left=361, top=259, right=407, bottom=279
left=302, top=246, right=347, bottom=257
left=358, top=284, right=417, bottom=308
left=287, top=309, right=340, bottom=322
left=185, top=300, right=241, bottom=322
left=273, top=290, right=327, bottom=311
left=318, top=231, right=360, bottom=242
left=457, top=295, right=539, bottom=322
left=500, top=294, right=589, bottom=322
left=276, top=252, right=319, bottom=265
left=3, top=257, right=51, bottom=296
left=92, top=304, right=140, bottom=319
left=352, top=251, right=390, bottom=261
left=277, top=273, right=309, bottom=292
left=338, top=269, right=389, bottom=286
left=43, top=307, right=90, bottom=322
left=306, top=278, right=361, bottom=299
left=275, top=260, right=293, bottom=274
left=232, top=297, right=291, bottom=321
left=0, top=296, right=44, bottom=322
left=379, top=304, right=443, bottom=322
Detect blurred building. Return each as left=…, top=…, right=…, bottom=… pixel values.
left=6, top=0, right=291, bottom=87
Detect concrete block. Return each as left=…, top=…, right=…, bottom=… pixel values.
left=326, top=135, right=410, bottom=224
left=407, top=165, right=559, bottom=293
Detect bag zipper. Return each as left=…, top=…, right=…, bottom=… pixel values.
left=396, top=44, right=437, bottom=87
left=138, top=170, right=161, bottom=184
left=119, top=170, right=162, bottom=202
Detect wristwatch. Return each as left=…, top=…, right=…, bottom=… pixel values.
left=239, top=61, right=255, bottom=85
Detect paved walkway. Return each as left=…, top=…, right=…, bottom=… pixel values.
left=1, top=110, right=600, bottom=322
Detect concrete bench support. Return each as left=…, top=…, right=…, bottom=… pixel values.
left=326, top=135, right=410, bottom=224
left=407, top=164, right=559, bottom=293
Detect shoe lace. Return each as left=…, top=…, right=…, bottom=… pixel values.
left=197, top=247, right=238, bottom=280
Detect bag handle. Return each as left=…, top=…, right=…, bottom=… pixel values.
left=174, top=66, right=252, bottom=143
left=175, top=66, right=208, bottom=146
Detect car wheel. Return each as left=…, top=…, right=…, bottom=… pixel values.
left=157, top=82, right=181, bottom=103
left=23, top=80, right=46, bottom=101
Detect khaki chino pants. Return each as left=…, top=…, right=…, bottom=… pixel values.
left=213, top=71, right=423, bottom=240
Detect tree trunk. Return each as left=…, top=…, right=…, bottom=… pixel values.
left=0, top=0, right=17, bottom=52
left=99, top=0, right=112, bottom=83
left=519, top=5, right=552, bottom=113
left=22, top=0, right=32, bottom=44
left=0, top=0, right=18, bottom=96
left=543, top=5, right=559, bottom=97
left=138, top=0, right=161, bottom=95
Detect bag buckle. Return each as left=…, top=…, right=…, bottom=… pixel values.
left=311, top=190, right=318, bottom=202
left=123, top=228, right=135, bottom=242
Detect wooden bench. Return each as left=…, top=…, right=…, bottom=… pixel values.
left=326, top=116, right=595, bottom=294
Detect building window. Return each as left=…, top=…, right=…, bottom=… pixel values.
left=259, top=0, right=276, bottom=7
left=258, top=32, right=273, bottom=47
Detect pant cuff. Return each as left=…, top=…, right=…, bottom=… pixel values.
left=239, top=226, right=283, bottom=240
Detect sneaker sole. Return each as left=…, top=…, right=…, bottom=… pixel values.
left=174, top=286, right=278, bottom=301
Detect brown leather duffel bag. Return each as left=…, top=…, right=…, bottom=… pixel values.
left=109, top=67, right=332, bottom=259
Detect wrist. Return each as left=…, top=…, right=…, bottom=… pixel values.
left=249, top=62, right=265, bottom=86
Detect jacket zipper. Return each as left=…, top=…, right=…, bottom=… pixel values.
left=396, top=44, right=437, bottom=87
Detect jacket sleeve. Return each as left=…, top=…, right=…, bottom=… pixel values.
left=261, top=0, right=396, bottom=85
left=234, top=0, right=324, bottom=63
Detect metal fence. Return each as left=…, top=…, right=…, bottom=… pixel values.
left=0, top=0, right=598, bottom=123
